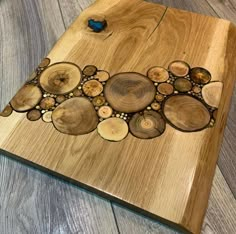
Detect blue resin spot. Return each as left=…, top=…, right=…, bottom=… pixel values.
left=88, top=19, right=107, bottom=33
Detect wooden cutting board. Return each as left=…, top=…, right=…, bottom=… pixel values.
left=1, top=0, right=236, bottom=233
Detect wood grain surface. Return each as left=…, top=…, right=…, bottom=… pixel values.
left=0, top=0, right=236, bottom=234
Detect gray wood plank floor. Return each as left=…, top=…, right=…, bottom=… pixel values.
left=0, top=0, right=235, bottom=233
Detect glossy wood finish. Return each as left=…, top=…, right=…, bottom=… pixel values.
left=0, top=0, right=236, bottom=233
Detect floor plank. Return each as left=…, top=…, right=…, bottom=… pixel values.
left=0, top=0, right=118, bottom=233
left=206, top=0, right=236, bottom=23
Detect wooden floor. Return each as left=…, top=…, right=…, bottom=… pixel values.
left=0, top=0, right=235, bottom=233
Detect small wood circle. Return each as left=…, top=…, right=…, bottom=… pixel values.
left=151, top=102, right=161, bottom=111
left=157, top=83, right=174, bottom=95
left=95, top=71, right=110, bottom=82
left=174, top=78, right=192, bottom=92
left=38, top=58, right=51, bottom=68
left=129, top=111, right=166, bottom=139
left=83, top=65, right=97, bottom=76
left=83, top=80, right=103, bottom=97
left=40, top=97, right=55, bottom=110
left=97, top=118, right=129, bottom=141
left=155, top=94, right=164, bottom=102
left=147, top=66, right=169, bottom=83
left=27, top=109, right=42, bottom=121
left=10, top=84, right=42, bottom=112
left=192, top=86, right=201, bottom=94
left=73, top=89, right=82, bottom=97
left=163, top=95, right=211, bottom=132
left=56, top=95, right=66, bottom=104
left=98, top=106, right=113, bottom=118
left=168, top=61, right=190, bottom=77
left=92, top=96, right=106, bottom=107
left=202, top=82, right=223, bottom=108
left=52, top=97, right=98, bottom=135
left=42, top=111, right=53, bottom=123
left=190, top=67, right=211, bottom=84
left=0, top=105, right=13, bottom=117
left=104, top=73, right=156, bottom=113
left=39, top=62, right=82, bottom=95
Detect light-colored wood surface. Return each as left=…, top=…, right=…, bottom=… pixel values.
left=0, top=0, right=234, bottom=233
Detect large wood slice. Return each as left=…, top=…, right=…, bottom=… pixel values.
left=163, top=95, right=211, bottom=132
left=104, top=73, right=156, bottom=113
left=39, top=62, right=82, bottom=95
left=129, top=111, right=166, bottom=139
left=52, top=97, right=98, bottom=135
left=10, top=84, right=42, bottom=112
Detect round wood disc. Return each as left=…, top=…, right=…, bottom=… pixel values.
left=174, top=78, right=192, bottom=92
left=129, top=111, right=166, bottom=139
left=163, top=95, right=211, bottom=132
left=40, top=97, right=55, bottom=110
left=42, top=111, right=53, bottom=123
left=151, top=102, right=161, bottom=111
left=73, top=89, right=82, bottom=97
left=92, top=96, right=106, bottom=107
left=104, top=73, right=156, bottom=113
left=155, top=94, right=164, bottom=102
left=192, top=86, right=201, bottom=94
left=95, top=71, right=110, bottom=82
left=97, top=118, right=129, bottom=141
left=10, top=84, right=42, bottom=112
left=157, top=83, right=174, bottom=95
left=213, top=110, right=218, bottom=120
left=83, top=65, right=97, bottom=76
left=98, top=106, right=113, bottom=119
left=38, top=58, right=50, bottom=68
left=82, top=80, right=103, bottom=97
left=168, top=61, right=190, bottom=77
left=56, top=95, right=66, bottom=104
left=147, top=66, right=169, bottom=83
left=202, top=81, right=223, bottom=108
left=39, top=62, right=82, bottom=95
left=0, top=105, right=13, bottom=117
left=190, top=67, right=211, bottom=84
left=52, top=97, right=98, bottom=135
left=27, top=109, right=42, bottom=121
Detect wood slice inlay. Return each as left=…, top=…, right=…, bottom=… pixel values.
left=27, top=109, right=42, bottom=121
left=147, top=66, right=169, bottom=83
left=202, top=82, right=223, bottom=108
left=129, top=111, right=166, bottom=139
left=0, top=105, right=13, bottom=117
left=168, top=61, right=190, bottom=77
left=95, top=71, right=110, bottom=82
left=52, top=97, right=98, bottom=135
left=98, top=106, right=113, bottom=119
left=56, top=95, right=66, bottom=104
left=104, top=73, right=156, bottom=113
left=192, top=86, right=201, bottom=94
left=42, top=111, right=53, bottom=123
left=83, top=65, right=97, bottom=76
left=157, top=83, right=174, bottom=95
left=97, top=118, right=129, bottom=141
left=40, top=97, right=55, bottom=110
left=92, top=96, right=106, bottom=107
left=174, top=78, right=192, bottom=92
left=38, top=58, right=50, bottom=68
left=83, top=80, right=103, bottom=97
left=10, top=84, right=42, bottom=112
left=163, top=95, right=211, bottom=132
left=39, top=62, right=82, bottom=95
left=190, top=67, right=211, bottom=84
